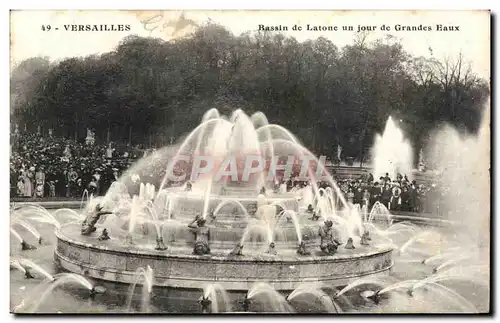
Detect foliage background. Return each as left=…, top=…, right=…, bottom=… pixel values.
left=10, top=23, right=489, bottom=163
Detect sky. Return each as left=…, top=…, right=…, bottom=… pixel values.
left=10, top=10, right=490, bottom=80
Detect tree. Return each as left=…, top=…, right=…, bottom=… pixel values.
left=11, top=23, right=489, bottom=154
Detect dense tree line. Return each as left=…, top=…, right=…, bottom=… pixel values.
left=10, top=23, right=489, bottom=162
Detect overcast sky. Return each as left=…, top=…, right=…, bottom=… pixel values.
left=10, top=10, right=490, bottom=79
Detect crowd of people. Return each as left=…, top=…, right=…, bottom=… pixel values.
left=10, top=132, right=436, bottom=214
left=10, top=132, right=144, bottom=199
left=337, top=173, right=433, bottom=213
left=278, top=172, right=432, bottom=214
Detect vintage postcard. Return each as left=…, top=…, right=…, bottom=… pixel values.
left=9, top=10, right=491, bottom=314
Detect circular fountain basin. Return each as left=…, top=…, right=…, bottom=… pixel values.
left=54, top=223, right=393, bottom=291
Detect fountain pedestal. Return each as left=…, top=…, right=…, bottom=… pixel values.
left=54, top=223, right=393, bottom=291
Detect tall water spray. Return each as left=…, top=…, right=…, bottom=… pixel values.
left=427, top=102, right=490, bottom=249
left=372, top=117, right=414, bottom=180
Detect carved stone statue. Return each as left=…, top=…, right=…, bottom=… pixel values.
left=296, top=241, right=311, bottom=256
left=344, top=237, right=355, bottom=249
left=198, top=296, right=212, bottom=313
left=309, top=211, right=320, bottom=221
left=81, top=204, right=113, bottom=236
left=97, top=228, right=110, bottom=241
left=360, top=231, right=370, bottom=246
left=318, top=220, right=342, bottom=255
left=241, top=296, right=251, bottom=312
left=207, top=210, right=217, bottom=223
left=229, top=243, right=244, bottom=256
left=24, top=268, right=35, bottom=279
left=21, top=240, right=37, bottom=251
left=266, top=242, right=277, bottom=255
left=155, top=237, right=168, bottom=251
left=188, top=214, right=210, bottom=255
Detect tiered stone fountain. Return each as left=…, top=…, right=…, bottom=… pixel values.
left=54, top=109, right=393, bottom=310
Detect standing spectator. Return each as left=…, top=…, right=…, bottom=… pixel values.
left=55, top=169, right=66, bottom=197
left=390, top=183, right=402, bottom=211
left=362, top=188, right=371, bottom=208
left=401, top=185, right=410, bottom=212
left=17, top=176, right=25, bottom=197
left=10, top=165, right=18, bottom=197
left=384, top=173, right=391, bottom=183
left=66, top=167, right=78, bottom=197
left=74, top=178, right=84, bottom=197
left=367, top=173, right=374, bottom=183
left=346, top=187, right=354, bottom=204
left=354, top=186, right=363, bottom=205
left=93, top=168, right=102, bottom=196
left=48, top=181, right=56, bottom=197
left=370, top=182, right=382, bottom=207
left=24, top=167, right=35, bottom=197
left=381, top=184, right=392, bottom=208
left=35, top=166, right=46, bottom=198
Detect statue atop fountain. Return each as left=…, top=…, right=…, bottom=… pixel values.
left=81, top=204, right=113, bottom=236
left=188, top=214, right=211, bottom=255
left=318, top=220, right=342, bottom=255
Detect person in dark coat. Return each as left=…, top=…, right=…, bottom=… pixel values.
left=370, top=182, right=382, bottom=207
left=381, top=184, right=392, bottom=208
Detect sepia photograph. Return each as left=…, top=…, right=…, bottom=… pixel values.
left=9, top=9, right=491, bottom=314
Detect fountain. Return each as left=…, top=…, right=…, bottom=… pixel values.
left=52, top=109, right=393, bottom=308
left=11, top=105, right=490, bottom=313
left=372, top=116, right=414, bottom=180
